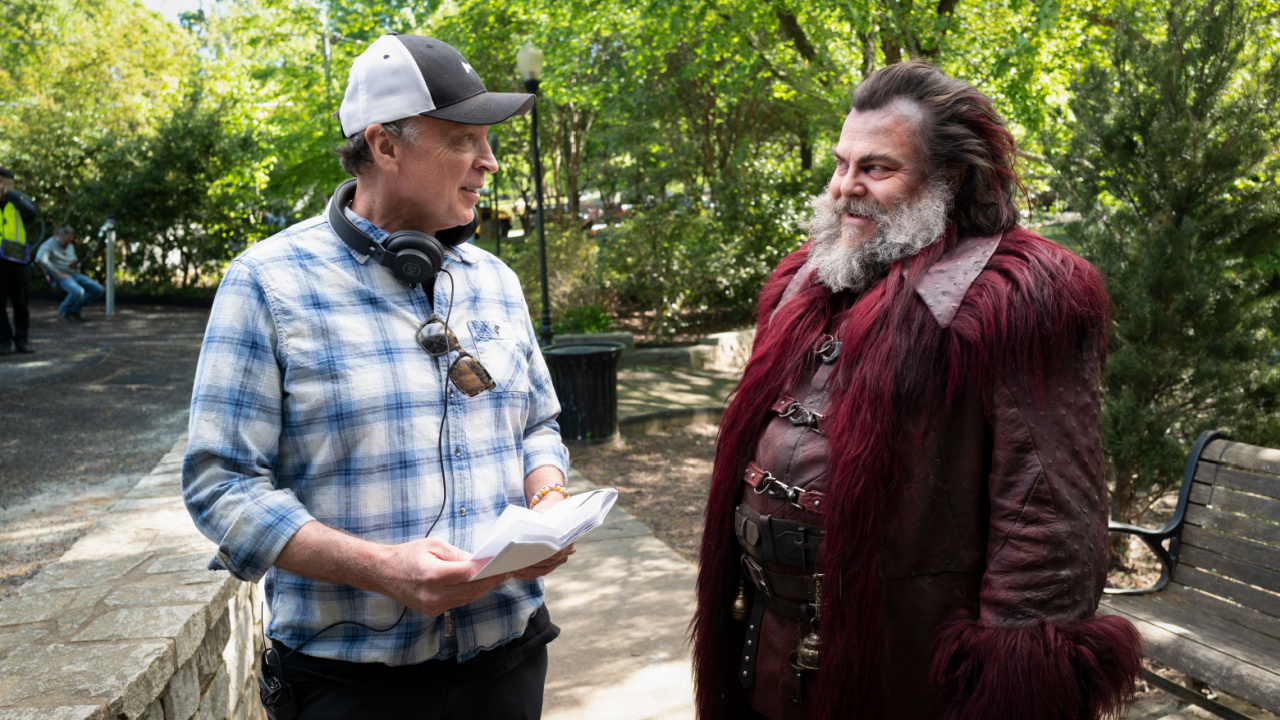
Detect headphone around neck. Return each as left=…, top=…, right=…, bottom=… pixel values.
left=327, top=178, right=477, bottom=284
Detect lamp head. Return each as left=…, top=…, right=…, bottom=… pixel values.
left=517, top=43, right=544, bottom=82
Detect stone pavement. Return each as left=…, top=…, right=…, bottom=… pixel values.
left=542, top=471, right=697, bottom=719
left=539, top=369, right=728, bottom=718
left=615, top=367, right=738, bottom=420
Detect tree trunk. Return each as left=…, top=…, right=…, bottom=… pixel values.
left=859, top=30, right=876, bottom=77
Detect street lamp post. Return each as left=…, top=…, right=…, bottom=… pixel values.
left=517, top=43, right=553, bottom=348
left=98, top=217, right=116, bottom=316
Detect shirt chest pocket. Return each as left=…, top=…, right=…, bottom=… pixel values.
left=467, top=319, right=531, bottom=394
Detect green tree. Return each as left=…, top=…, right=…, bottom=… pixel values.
left=1049, top=0, right=1280, bottom=527
left=60, top=87, right=267, bottom=293
left=0, top=0, right=195, bottom=218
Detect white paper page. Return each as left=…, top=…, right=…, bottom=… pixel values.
left=469, top=488, right=618, bottom=580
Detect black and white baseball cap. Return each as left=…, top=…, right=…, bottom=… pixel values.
left=338, top=34, right=535, bottom=138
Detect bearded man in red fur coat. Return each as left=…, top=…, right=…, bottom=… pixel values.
left=691, top=60, right=1143, bottom=720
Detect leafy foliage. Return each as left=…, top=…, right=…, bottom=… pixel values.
left=59, top=88, right=268, bottom=293
left=3, top=0, right=1279, bottom=519
left=1048, top=0, right=1280, bottom=523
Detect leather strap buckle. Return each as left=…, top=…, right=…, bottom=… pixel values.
left=742, top=464, right=827, bottom=516
left=770, top=395, right=825, bottom=433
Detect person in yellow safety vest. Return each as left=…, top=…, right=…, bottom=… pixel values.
left=0, top=167, right=37, bottom=355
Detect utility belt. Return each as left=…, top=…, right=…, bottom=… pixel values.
left=733, top=502, right=823, bottom=617
left=733, top=501, right=827, bottom=697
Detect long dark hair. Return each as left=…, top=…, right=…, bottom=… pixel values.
left=853, top=60, right=1024, bottom=237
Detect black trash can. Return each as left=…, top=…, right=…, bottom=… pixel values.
left=542, top=342, right=626, bottom=444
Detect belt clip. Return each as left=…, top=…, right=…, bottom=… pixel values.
left=757, top=475, right=804, bottom=507
left=742, top=554, right=774, bottom=598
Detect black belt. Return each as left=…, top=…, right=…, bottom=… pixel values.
left=734, top=503, right=823, bottom=571
left=741, top=554, right=818, bottom=617
left=739, top=593, right=765, bottom=689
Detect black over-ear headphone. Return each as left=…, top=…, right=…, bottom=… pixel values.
left=327, top=179, right=478, bottom=284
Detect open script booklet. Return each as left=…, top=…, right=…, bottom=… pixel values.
left=468, top=488, right=619, bottom=581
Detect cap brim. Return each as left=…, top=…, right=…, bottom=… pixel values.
left=421, top=91, right=536, bottom=125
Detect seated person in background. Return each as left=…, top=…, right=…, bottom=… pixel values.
left=36, top=225, right=103, bottom=321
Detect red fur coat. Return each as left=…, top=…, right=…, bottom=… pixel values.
left=692, top=228, right=1142, bottom=719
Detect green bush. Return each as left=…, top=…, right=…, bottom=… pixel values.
left=504, top=218, right=606, bottom=330
left=552, top=303, right=612, bottom=334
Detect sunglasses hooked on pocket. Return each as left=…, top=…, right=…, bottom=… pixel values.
left=416, top=314, right=497, bottom=397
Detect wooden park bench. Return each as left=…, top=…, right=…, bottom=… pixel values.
left=1100, top=431, right=1280, bottom=719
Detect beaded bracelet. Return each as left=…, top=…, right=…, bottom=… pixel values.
left=529, top=483, right=570, bottom=508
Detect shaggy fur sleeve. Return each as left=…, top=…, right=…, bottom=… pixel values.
left=930, top=229, right=1142, bottom=720
left=755, top=244, right=811, bottom=324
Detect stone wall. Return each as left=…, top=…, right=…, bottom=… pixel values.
left=697, top=328, right=756, bottom=372
left=617, top=328, right=757, bottom=371
left=0, top=437, right=265, bottom=720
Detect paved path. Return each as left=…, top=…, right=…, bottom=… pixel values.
left=543, top=471, right=697, bottom=719
left=615, top=368, right=738, bottom=420
left=0, top=300, right=209, bottom=595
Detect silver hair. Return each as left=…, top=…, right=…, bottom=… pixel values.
left=334, top=118, right=421, bottom=177
left=802, top=181, right=952, bottom=294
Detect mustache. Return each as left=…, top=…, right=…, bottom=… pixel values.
left=831, top=196, right=891, bottom=224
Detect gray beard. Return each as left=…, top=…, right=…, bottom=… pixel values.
left=802, top=182, right=953, bottom=294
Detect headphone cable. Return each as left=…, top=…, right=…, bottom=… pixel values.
left=281, top=272, right=458, bottom=661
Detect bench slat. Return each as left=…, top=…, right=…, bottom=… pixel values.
left=1185, top=505, right=1280, bottom=547
left=1105, top=591, right=1280, bottom=677
left=1203, top=439, right=1280, bottom=479
left=1205, top=486, right=1280, bottom=524
left=1196, top=460, right=1280, bottom=500
left=1189, top=481, right=1213, bottom=506
left=1182, top=525, right=1280, bottom=579
left=1172, top=565, right=1280, bottom=619
left=1161, top=583, right=1280, bottom=643
left=1179, top=544, right=1280, bottom=595
left=1100, top=602, right=1280, bottom=713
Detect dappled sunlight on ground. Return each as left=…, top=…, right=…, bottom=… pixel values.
left=617, top=369, right=739, bottom=417
left=542, top=472, right=698, bottom=718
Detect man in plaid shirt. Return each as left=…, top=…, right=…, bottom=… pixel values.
left=183, top=35, right=572, bottom=719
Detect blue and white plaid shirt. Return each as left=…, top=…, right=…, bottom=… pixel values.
left=183, top=206, right=569, bottom=665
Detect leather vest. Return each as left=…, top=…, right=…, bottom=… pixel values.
left=734, top=332, right=839, bottom=718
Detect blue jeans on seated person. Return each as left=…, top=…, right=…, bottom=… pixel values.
left=56, top=274, right=104, bottom=315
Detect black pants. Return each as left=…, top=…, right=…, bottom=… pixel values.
left=0, top=261, right=29, bottom=343
left=283, top=643, right=548, bottom=719
left=276, top=605, right=558, bottom=720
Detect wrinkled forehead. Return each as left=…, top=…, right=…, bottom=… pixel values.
left=837, top=99, right=926, bottom=165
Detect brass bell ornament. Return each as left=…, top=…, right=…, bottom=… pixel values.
left=793, top=575, right=824, bottom=671
left=731, top=579, right=750, bottom=622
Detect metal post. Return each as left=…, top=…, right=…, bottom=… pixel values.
left=525, top=77, right=553, bottom=347
left=100, top=218, right=116, bottom=316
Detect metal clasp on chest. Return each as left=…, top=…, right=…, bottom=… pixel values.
left=751, top=468, right=806, bottom=506
left=777, top=401, right=824, bottom=430
left=815, top=336, right=841, bottom=364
